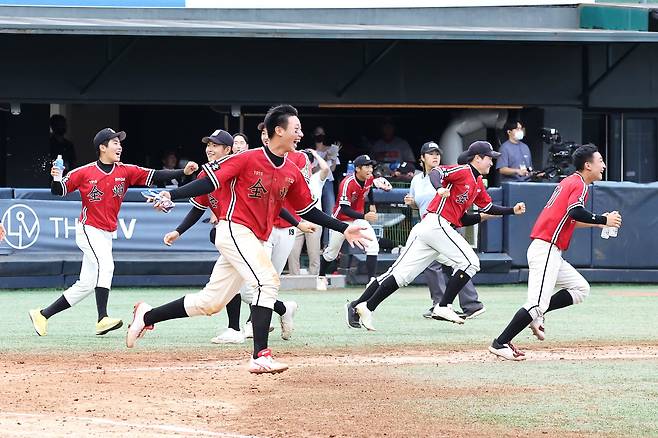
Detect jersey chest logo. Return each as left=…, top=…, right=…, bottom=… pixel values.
left=279, top=186, right=289, bottom=199
left=209, top=194, right=218, bottom=208
left=112, top=182, right=125, bottom=198
left=455, top=190, right=469, bottom=205
left=248, top=178, right=268, bottom=199
left=88, top=185, right=104, bottom=202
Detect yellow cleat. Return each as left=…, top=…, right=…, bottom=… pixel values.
left=29, top=309, right=48, bottom=336
left=96, top=317, right=123, bottom=336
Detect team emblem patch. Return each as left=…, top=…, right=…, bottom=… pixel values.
left=248, top=178, right=268, bottom=199
left=112, top=182, right=125, bottom=198
left=209, top=194, right=218, bottom=208
left=88, top=185, right=104, bottom=202
left=456, top=190, right=469, bottom=205
left=279, top=186, right=289, bottom=199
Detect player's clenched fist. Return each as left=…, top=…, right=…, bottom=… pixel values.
left=183, top=161, right=199, bottom=175
left=436, top=187, right=450, bottom=198
left=603, top=211, right=622, bottom=228
left=513, top=202, right=526, bottom=215
left=163, top=231, right=180, bottom=246
left=364, top=211, right=378, bottom=223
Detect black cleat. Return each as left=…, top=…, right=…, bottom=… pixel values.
left=345, top=301, right=361, bottom=329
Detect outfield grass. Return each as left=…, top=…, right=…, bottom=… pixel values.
left=2, top=283, right=657, bottom=351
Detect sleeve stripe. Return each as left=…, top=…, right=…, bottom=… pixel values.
left=479, top=202, right=493, bottom=212
left=202, top=163, right=220, bottom=190
left=145, top=169, right=155, bottom=187
left=189, top=198, right=208, bottom=210
left=567, top=201, right=585, bottom=211
left=296, top=198, right=319, bottom=216
left=60, top=180, right=67, bottom=196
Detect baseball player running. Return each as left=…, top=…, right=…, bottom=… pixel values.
left=489, top=144, right=621, bottom=360
left=317, top=154, right=391, bottom=290
left=29, top=128, right=198, bottom=337
left=345, top=141, right=526, bottom=331
left=126, top=105, right=370, bottom=374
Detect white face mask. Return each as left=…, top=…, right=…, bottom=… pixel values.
left=514, top=130, right=524, bottom=141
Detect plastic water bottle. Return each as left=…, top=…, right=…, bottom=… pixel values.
left=346, top=160, right=355, bottom=176
left=53, top=154, right=64, bottom=182
left=601, top=226, right=618, bottom=239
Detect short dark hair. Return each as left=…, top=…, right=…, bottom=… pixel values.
left=503, top=120, right=522, bottom=133
left=49, top=114, right=66, bottom=129
left=264, top=105, right=298, bottom=140
left=572, top=143, right=599, bottom=171
left=232, top=132, right=248, bottom=143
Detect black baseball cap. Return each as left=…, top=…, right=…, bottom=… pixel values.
left=457, top=150, right=470, bottom=165
left=202, top=129, right=234, bottom=147
left=420, top=141, right=443, bottom=155
left=397, top=161, right=416, bottom=173
left=464, top=141, right=501, bottom=159
left=93, top=128, right=126, bottom=148
left=354, top=154, right=376, bottom=167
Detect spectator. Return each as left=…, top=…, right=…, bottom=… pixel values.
left=287, top=149, right=330, bottom=275
left=370, top=118, right=414, bottom=164
left=497, top=120, right=533, bottom=182
left=390, top=161, right=416, bottom=182
left=312, top=126, right=340, bottom=244
left=232, top=132, right=249, bottom=154
left=157, top=150, right=183, bottom=188
left=49, top=114, right=76, bottom=173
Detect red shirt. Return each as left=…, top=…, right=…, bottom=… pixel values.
left=333, top=174, right=374, bottom=222
left=190, top=169, right=222, bottom=218
left=272, top=150, right=310, bottom=229
left=203, top=148, right=316, bottom=242
left=531, top=173, right=589, bottom=251
left=426, top=165, right=492, bottom=227
left=61, top=161, right=154, bottom=232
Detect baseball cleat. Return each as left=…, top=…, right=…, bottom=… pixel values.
left=96, top=317, right=123, bottom=336
left=431, top=304, right=465, bottom=324
left=126, top=302, right=154, bottom=348
left=248, top=348, right=288, bottom=374
left=422, top=307, right=434, bottom=319
left=345, top=301, right=362, bottom=329
left=488, top=339, right=526, bottom=361
left=28, top=309, right=48, bottom=336
left=316, top=276, right=328, bottom=291
left=280, top=301, right=298, bottom=340
left=529, top=316, right=545, bottom=341
left=211, top=328, right=245, bottom=344
left=355, top=302, right=376, bottom=331
left=459, top=306, right=487, bottom=320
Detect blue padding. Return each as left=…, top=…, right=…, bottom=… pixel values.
left=0, top=188, right=13, bottom=199
left=503, top=182, right=592, bottom=268
left=480, top=187, right=503, bottom=252
left=591, top=182, right=658, bottom=268
left=0, top=276, right=65, bottom=289
left=371, top=188, right=407, bottom=204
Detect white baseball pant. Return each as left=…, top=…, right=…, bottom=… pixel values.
left=322, top=219, right=379, bottom=261
left=240, top=226, right=296, bottom=304
left=288, top=225, right=323, bottom=275
left=523, top=239, right=590, bottom=319
left=376, top=213, right=480, bottom=287
left=63, top=223, right=114, bottom=306
left=183, top=220, right=279, bottom=316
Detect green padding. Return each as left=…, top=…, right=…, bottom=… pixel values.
left=580, top=5, right=648, bottom=31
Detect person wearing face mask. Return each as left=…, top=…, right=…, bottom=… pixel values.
left=497, top=120, right=534, bottom=183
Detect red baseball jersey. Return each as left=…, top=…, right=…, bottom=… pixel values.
left=272, top=150, right=310, bottom=229
left=333, top=174, right=374, bottom=222
left=531, top=173, right=589, bottom=251
left=202, top=148, right=316, bottom=242
left=426, top=165, right=492, bottom=227
left=61, top=161, right=154, bottom=232
left=190, top=169, right=222, bottom=218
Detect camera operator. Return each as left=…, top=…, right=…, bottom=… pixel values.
left=497, top=120, right=535, bottom=183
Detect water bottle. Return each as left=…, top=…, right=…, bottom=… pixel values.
left=346, top=160, right=355, bottom=176
left=53, top=155, right=64, bottom=182
left=600, top=227, right=610, bottom=239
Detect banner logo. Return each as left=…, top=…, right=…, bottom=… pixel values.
left=1, top=204, right=40, bottom=249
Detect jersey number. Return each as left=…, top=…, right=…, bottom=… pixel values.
left=544, top=186, right=562, bottom=209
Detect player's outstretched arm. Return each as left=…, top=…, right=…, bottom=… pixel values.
left=299, top=208, right=371, bottom=249
left=150, top=161, right=199, bottom=184
left=571, top=208, right=621, bottom=228
left=163, top=206, right=206, bottom=245
left=480, top=202, right=526, bottom=216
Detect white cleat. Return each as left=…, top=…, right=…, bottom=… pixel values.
left=488, top=339, right=526, bottom=361
left=431, top=304, right=465, bottom=324
left=248, top=348, right=288, bottom=374
left=316, top=276, right=328, bottom=291
left=126, top=302, right=153, bottom=348
left=529, top=316, right=546, bottom=341
left=280, top=301, right=298, bottom=341
left=355, top=302, right=376, bottom=331
left=211, top=328, right=245, bottom=344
